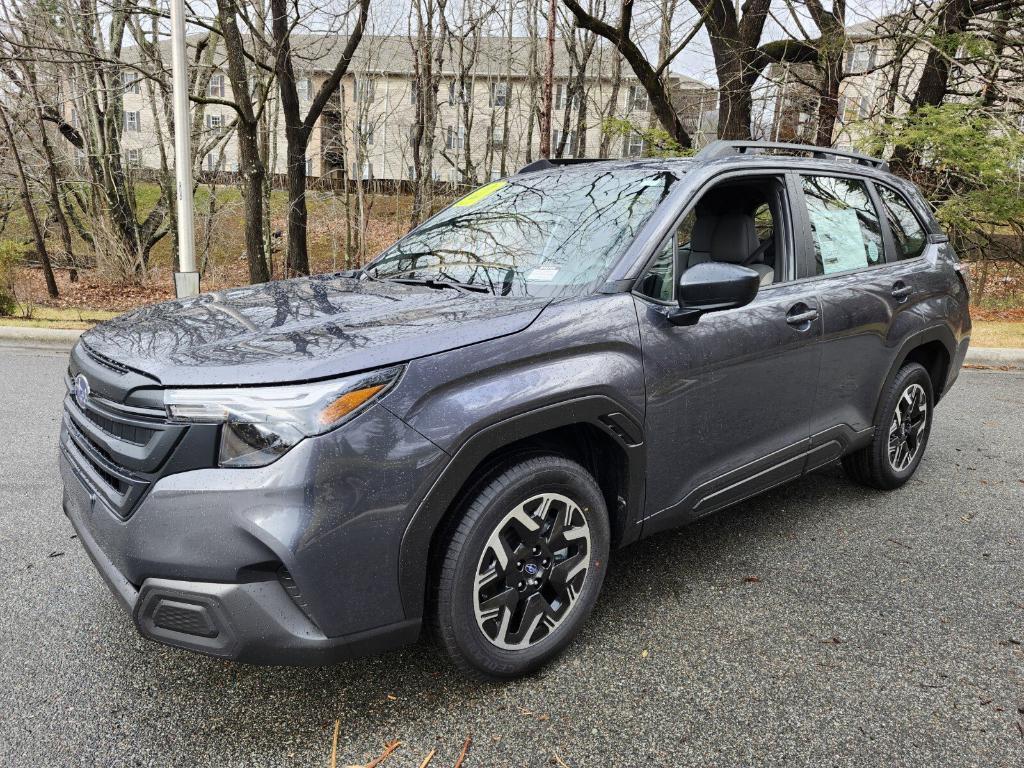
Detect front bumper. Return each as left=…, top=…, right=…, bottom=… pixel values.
left=62, top=485, right=418, bottom=664
left=60, top=402, right=448, bottom=665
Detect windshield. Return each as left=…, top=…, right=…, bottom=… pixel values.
left=364, top=168, right=678, bottom=297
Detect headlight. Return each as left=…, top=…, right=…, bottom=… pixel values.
left=164, top=366, right=402, bottom=468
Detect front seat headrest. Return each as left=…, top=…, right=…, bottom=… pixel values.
left=711, top=213, right=759, bottom=264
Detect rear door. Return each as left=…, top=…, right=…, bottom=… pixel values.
left=792, top=172, right=923, bottom=463
left=635, top=172, right=823, bottom=535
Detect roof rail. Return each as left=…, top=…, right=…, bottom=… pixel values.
left=516, top=157, right=601, bottom=174
left=696, top=140, right=888, bottom=171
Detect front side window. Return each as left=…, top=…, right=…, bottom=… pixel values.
left=637, top=236, right=676, bottom=302
left=877, top=186, right=927, bottom=260
left=366, top=169, right=678, bottom=297
left=802, top=175, right=884, bottom=276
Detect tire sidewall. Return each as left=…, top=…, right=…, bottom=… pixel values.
left=873, top=363, right=934, bottom=487
left=443, top=460, right=610, bottom=679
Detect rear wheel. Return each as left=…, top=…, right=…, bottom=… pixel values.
left=843, top=362, right=933, bottom=490
left=433, top=455, right=609, bottom=680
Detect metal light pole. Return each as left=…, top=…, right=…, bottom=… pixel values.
left=170, top=0, right=199, bottom=297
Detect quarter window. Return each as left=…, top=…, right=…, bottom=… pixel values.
left=801, top=175, right=884, bottom=275
left=877, top=186, right=927, bottom=260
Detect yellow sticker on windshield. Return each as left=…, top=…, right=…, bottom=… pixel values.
left=454, top=181, right=507, bottom=207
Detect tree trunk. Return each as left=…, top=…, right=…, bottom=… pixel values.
left=0, top=106, right=58, bottom=297
left=714, top=55, right=753, bottom=140
left=218, top=0, right=270, bottom=283
left=541, top=0, right=555, bottom=157
left=814, top=53, right=841, bottom=146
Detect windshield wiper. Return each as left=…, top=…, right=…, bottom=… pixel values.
left=384, top=277, right=492, bottom=294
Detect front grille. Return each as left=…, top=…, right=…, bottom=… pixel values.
left=63, top=343, right=219, bottom=520
left=81, top=408, right=155, bottom=446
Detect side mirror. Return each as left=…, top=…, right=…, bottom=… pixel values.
left=666, top=262, right=760, bottom=326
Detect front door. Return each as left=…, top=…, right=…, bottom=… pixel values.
left=635, top=174, right=822, bottom=536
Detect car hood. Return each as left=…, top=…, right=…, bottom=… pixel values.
left=80, top=274, right=549, bottom=386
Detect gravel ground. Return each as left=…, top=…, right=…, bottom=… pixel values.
left=1, top=347, right=1021, bottom=768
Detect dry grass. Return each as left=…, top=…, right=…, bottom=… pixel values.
left=970, top=320, right=1024, bottom=348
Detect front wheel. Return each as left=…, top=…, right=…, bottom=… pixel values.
left=433, top=455, right=610, bottom=680
left=843, top=361, right=934, bottom=490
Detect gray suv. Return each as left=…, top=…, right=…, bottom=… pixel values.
left=60, top=141, right=971, bottom=680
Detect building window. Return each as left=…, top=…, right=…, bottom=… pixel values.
left=296, top=78, right=313, bottom=100
left=554, top=83, right=579, bottom=111
left=490, top=124, right=505, bottom=148
left=846, top=44, right=877, bottom=74
left=123, top=72, right=140, bottom=95
left=839, top=96, right=860, bottom=124
left=205, top=153, right=221, bottom=172
left=125, top=148, right=141, bottom=168
left=446, top=125, right=465, bottom=150
left=208, top=74, right=226, bottom=98
left=205, top=113, right=226, bottom=136
left=354, top=77, right=375, bottom=103
left=448, top=80, right=470, bottom=106
left=357, top=119, right=374, bottom=146
left=489, top=82, right=508, bottom=108
left=352, top=161, right=373, bottom=180
left=305, top=156, right=313, bottom=176
left=71, top=109, right=80, bottom=129
left=407, top=165, right=416, bottom=181
left=553, top=129, right=578, bottom=155
left=123, top=110, right=141, bottom=132
left=490, top=170, right=501, bottom=182
left=627, top=85, right=649, bottom=112
left=623, top=132, right=645, bottom=158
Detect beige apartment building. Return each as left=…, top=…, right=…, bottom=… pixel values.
left=113, top=34, right=716, bottom=185
left=763, top=15, right=1019, bottom=150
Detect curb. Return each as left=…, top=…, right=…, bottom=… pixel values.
left=963, top=347, right=1023, bottom=368
left=0, top=324, right=1021, bottom=367
left=0, top=325, right=83, bottom=348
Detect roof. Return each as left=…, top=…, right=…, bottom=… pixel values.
left=127, top=33, right=712, bottom=89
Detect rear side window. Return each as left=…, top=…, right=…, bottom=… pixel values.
left=801, top=175, right=885, bottom=275
left=877, top=185, right=927, bottom=260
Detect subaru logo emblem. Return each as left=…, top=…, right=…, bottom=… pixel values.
left=524, top=563, right=540, bottom=576
left=73, top=374, right=91, bottom=409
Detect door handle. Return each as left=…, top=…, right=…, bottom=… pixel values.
left=785, top=304, right=819, bottom=326
left=891, top=281, right=913, bottom=302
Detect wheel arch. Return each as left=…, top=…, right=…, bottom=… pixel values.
left=874, top=325, right=956, bottom=426
left=397, top=395, right=646, bottom=622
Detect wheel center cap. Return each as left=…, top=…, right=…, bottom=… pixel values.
left=523, top=562, right=541, bottom=576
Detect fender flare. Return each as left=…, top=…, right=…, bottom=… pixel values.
left=396, top=394, right=646, bottom=621
left=872, top=324, right=957, bottom=425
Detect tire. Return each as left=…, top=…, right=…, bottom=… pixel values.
left=842, top=362, right=934, bottom=490
left=433, top=455, right=610, bottom=681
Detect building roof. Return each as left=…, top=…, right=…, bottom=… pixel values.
left=129, top=33, right=712, bottom=89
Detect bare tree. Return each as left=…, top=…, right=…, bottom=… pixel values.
left=0, top=103, right=58, bottom=296
left=562, top=0, right=694, bottom=147
left=271, top=0, right=370, bottom=276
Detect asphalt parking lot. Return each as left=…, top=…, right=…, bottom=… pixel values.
left=1, top=345, right=1021, bottom=767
